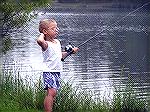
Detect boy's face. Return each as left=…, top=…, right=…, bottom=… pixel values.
left=43, top=21, right=59, bottom=39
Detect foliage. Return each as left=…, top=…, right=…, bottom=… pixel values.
left=0, top=71, right=45, bottom=111
left=0, top=36, right=12, bottom=54
left=0, top=70, right=148, bottom=112
left=0, top=0, right=52, bottom=30
left=0, top=0, right=52, bottom=54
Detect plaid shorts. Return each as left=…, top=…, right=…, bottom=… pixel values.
left=43, top=72, right=61, bottom=90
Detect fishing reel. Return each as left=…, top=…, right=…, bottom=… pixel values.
left=61, top=43, right=74, bottom=61
left=65, top=43, right=74, bottom=53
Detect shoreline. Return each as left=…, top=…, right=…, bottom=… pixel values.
left=50, top=1, right=150, bottom=8
left=40, top=1, right=150, bottom=13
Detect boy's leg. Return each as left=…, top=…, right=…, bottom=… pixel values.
left=44, top=88, right=57, bottom=112
left=43, top=72, right=60, bottom=112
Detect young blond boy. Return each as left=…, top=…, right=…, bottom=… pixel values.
left=37, top=19, right=79, bottom=112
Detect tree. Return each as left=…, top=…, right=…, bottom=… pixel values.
left=0, top=0, right=52, bottom=32
left=0, top=0, right=52, bottom=53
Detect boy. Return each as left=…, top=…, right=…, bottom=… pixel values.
left=37, top=19, right=79, bottom=112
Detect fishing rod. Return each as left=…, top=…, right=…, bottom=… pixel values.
left=61, top=1, right=150, bottom=61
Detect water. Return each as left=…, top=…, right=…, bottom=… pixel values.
left=1, top=4, right=150, bottom=101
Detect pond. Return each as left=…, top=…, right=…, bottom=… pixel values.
left=1, top=3, right=150, bottom=101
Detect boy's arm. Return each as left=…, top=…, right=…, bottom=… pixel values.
left=37, top=33, right=48, bottom=51
left=62, top=52, right=68, bottom=59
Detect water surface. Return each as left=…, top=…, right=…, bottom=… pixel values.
left=2, top=5, right=150, bottom=101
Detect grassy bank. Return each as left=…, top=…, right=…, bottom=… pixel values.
left=0, top=71, right=149, bottom=112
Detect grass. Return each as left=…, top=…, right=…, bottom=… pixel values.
left=0, top=70, right=149, bottom=112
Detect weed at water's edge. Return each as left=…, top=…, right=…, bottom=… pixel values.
left=0, top=70, right=148, bottom=112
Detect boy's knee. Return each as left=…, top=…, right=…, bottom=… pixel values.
left=47, top=88, right=57, bottom=97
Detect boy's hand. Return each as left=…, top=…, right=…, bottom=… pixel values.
left=61, top=47, right=79, bottom=61
left=37, top=33, right=48, bottom=51
left=72, top=47, right=79, bottom=54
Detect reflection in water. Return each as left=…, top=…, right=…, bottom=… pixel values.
left=1, top=7, right=150, bottom=101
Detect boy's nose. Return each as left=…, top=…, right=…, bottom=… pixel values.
left=56, top=27, right=59, bottom=32
left=55, top=27, right=59, bottom=35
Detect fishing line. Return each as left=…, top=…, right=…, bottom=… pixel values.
left=78, top=1, right=150, bottom=48
left=62, top=1, right=150, bottom=61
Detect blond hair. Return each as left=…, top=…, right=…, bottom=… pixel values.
left=39, top=19, right=56, bottom=33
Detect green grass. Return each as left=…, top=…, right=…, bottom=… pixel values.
left=0, top=71, right=149, bottom=112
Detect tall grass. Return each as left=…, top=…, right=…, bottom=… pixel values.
left=0, top=70, right=149, bottom=112
left=0, top=71, right=45, bottom=112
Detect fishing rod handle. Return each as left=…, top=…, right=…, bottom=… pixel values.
left=61, top=50, right=74, bottom=61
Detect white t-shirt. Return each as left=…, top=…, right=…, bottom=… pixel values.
left=42, top=39, right=63, bottom=72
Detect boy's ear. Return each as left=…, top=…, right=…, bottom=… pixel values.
left=43, top=29, right=47, bottom=35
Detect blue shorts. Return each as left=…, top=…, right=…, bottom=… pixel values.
left=43, top=72, right=61, bottom=90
